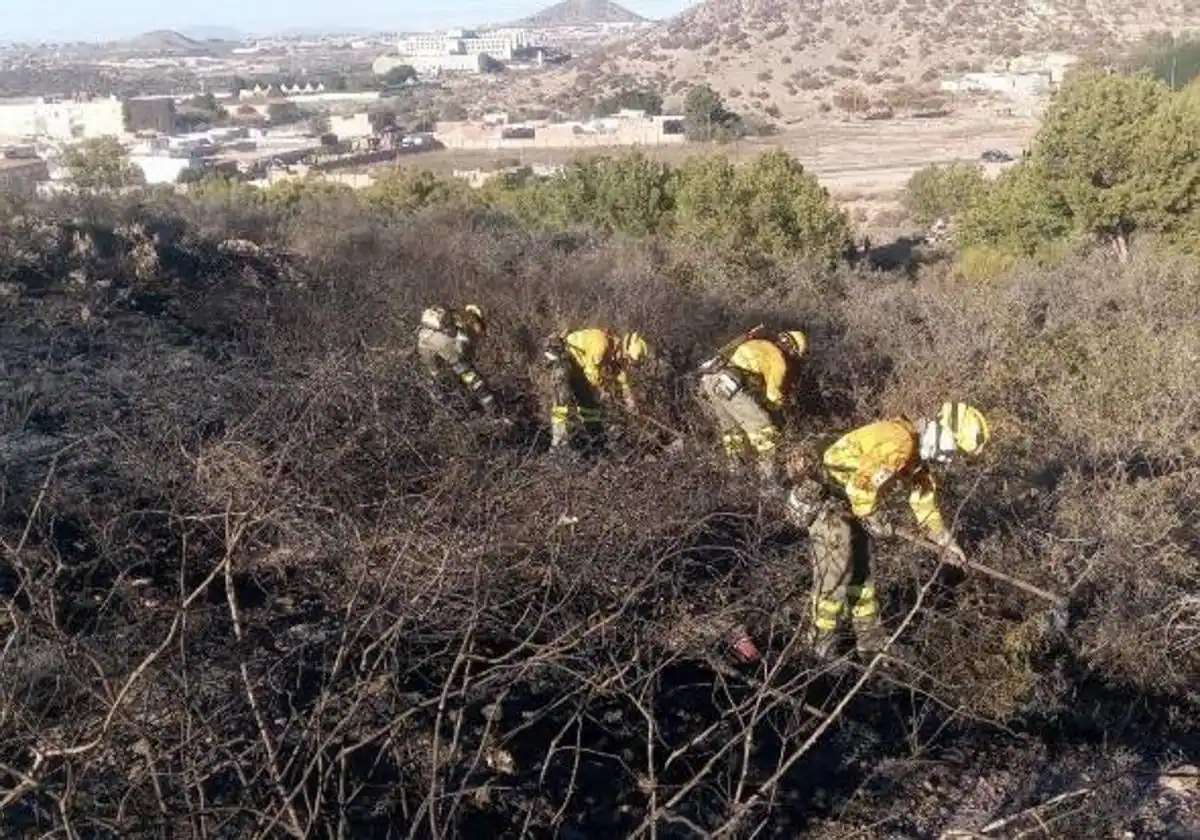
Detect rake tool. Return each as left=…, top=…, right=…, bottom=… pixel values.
left=896, top=530, right=1070, bottom=630
left=695, top=323, right=767, bottom=375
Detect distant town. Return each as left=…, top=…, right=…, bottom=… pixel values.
left=0, top=14, right=679, bottom=195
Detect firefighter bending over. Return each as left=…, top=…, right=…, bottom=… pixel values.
left=542, top=326, right=648, bottom=454
left=416, top=304, right=498, bottom=414
left=696, top=328, right=808, bottom=484
left=786, top=401, right=991, bottom=659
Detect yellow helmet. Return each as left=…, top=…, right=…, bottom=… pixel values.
left=778, top=329, right=808, bottom=358
left=462, top=304, right=486, bottom=335
left=940, top=401, right=991, bottom=456
left=621, top=331, right=648, bottom=362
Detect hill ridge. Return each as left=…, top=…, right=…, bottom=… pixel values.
left=575, top=0, right=1197, bottom=119
left=517, top=0, right=647, bottom=27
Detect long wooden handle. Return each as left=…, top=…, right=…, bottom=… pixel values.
left=898, top=532, right=1067, bottom=608
left=636, top=413, right=684, bottom=440
left=698, top=323, right=766, bottom=372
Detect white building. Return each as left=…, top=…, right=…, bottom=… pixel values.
left=397, top=28, right=534, bottom=60
left=377, top=27, right=538, bottom=75
left=939, top=72, right=1052, bottom=96
left=0, top=95, right=127, bottom=142
left=375, top=53, right=486, bottom=75
left=129, top=154, right=199, bottom=184
left=329, top=113, right=372, bottom=139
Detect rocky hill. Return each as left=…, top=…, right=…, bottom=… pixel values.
left=109, top=29, right=219, bottom=55
left=569, top=0, right=1199, bottom=118
left=517, top=0, right=647, bottom=27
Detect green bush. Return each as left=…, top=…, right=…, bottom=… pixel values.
left=953, top=67, right=1200, bottom=263
left=902, top=161, right=989, bottom=225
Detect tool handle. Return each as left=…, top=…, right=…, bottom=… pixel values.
left=697, top=324, right=766, bottom=373
left=898, top=531, right=1067, bottom=608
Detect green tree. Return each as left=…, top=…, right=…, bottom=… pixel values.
left=1030, top=68, right=1170, bottom=259
left=954, top=161, right=1071, bottom=257
left=1130, top=82, right=1200, bottom=244
left=674, top=150, right=851, bottom=266
left=1129, top=35, right=1200, bottom=89
left=62, top=137, right=144, bottom=191
left=902, top=161, right=990, bottom=225
left=683, top=84, right=742, bottom=142
left=261, top=176, right=355, bottom=210
left=594, top=89, right=664, bottom=117
left=488, top=153, right=677, bottom=236
left=361, top=169, right=478, bottom=213
left=382, top=65, right=417, bottom=86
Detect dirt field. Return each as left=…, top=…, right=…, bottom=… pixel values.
left=392, top=108, right=1039, bottom=204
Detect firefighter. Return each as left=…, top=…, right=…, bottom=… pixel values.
left=695, top=328, right=809, bottom=484
left=542, top=326, right=648, bottom=454
left=415, top=303, right=498, bottom=414
left=788, top=402, right=991, bottom=659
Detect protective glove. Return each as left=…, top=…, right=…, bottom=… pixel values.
left=861, top=512, right=895, bottom=540
left=941, top=541, right=969, bottom=569
left=931, top=531, right=969, bottom=569
left=783, top=480, right=824, bottom=529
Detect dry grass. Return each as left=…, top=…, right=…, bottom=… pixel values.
left=463, top=0, right=1195, bottom=122
left=0, top=191, right=1196, bottom=837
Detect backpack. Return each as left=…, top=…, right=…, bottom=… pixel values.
left=420, top=306, right=451, bottom=332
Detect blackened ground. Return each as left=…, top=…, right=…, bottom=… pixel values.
left=0, top=200, right=1197, bottom=839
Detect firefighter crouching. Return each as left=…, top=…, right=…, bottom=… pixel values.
left=696, top=328, right=809, bottom=484
left=416, top=304, right=498, bottom=414
left=542, top=326, right=648, bottom=454
left=782, top=402, right=991, bottom=659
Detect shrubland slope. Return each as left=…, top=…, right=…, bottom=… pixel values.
left=2, top=68, right=1200, bottom=837
left=565, top=0, right=1199, bottom=117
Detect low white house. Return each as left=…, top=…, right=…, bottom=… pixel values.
left=940, top=72, right=1052, bottom=96
left=330, top=113, right=372, bottom=139
left=129, top=154, right=199, bottom=184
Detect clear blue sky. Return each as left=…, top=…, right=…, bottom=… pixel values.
left=0, top=0, right=695, bottom=42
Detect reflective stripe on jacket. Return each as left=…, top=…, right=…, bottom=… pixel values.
left=563, top=327, right=631, bottom=397
left=727, top=339, right=788, bottom=407
left=821, top=418, right=947, bottom=537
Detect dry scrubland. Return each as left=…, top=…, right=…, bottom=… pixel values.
left=3, top=71, right=1200, bottom=838
left=574, top=0, right=1196, bottom=119
left=455, top=0, right=1196, bottom=121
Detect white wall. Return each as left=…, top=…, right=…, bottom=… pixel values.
left=130, top=155, right=196, bottom=184
left=0, top=96, right=126, bottom=141
left=330, top=113, right=372, bottom=139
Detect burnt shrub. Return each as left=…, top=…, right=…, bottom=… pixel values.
left=0, top=181, right=1197, bottom=839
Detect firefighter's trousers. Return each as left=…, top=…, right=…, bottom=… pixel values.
left=416, top=327, right=494, bottom=410
left=545, top=359, right=605, bottom=450
left=697, top=370, right=779, bottom=477
left=807, top=505, right=887, bottom=655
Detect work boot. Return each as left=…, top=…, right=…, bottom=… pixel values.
left=548, top=444, right=579, bottom=464
left=549, top=421, right=570, bottom=451
left=852, top=620, right=889, bottom=658
left=754, top=455, right=780, bottom=485
left=804, top=624, right=839, bottom=659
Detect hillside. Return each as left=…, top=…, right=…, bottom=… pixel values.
left=4, top=70, right=1200, bottom=834
left=110, top=29, right=218, bottom=55
left=568, top=0, right=1200, bottom=118
left=2, top=126, right=1200, bottom=834
left=517, top=0, right=647, bottom=26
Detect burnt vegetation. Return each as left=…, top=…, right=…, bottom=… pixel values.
left=0, top=177, right=1198, bottom=840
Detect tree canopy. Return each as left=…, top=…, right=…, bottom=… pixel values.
left=62, top=137, right=145, bottom=191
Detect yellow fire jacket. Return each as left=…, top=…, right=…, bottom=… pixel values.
left=821, top=418, right=949, bottom=538
left=727, top=338, right=789, bottom=407
left=563, top=328, right=632, bottom=399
